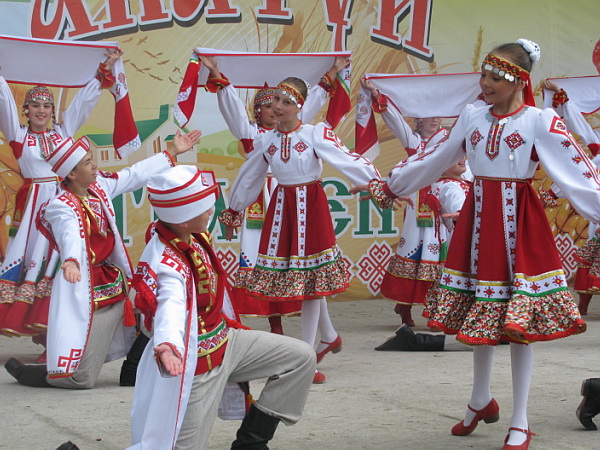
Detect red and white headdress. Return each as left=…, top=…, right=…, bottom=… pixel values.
left=147, top=166, right=219, bottom=224
left=276, top=82, right=305, bottom=107
left=45, top=136, right=91, bottom=178
left=23, top=85, right=54, bottom=106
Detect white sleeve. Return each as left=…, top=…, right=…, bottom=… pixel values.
left=313, top=124, right=380, bottom=186
left=153, top=264, right=188, bottom=356
left=227, top=139, right=270, bottom=212
left=379, top=96, right=423, bottom=150
left=535, top=108, right=600, bottom=223
left=44, top=200, right=86, bottom=266
left=60, top=77, right=103, bottom=138
left=217, top=84, right=258, bottom=140
left=559, top=100, right=600, bottom=148
left=385, top=107, right=470, bottom=197
left=300, top=84, right=328, bottom=125
left=0, top=75, right=22, bottom=144
left=99, top=152, right=174, bottom=198
left=439, top=182, right=467, bottom=215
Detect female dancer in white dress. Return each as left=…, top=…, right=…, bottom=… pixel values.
left=0, top=49, right=122, bottom=348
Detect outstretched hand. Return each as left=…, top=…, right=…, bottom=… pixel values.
left=349, top=185, right=371, bottom=201
left=154, top=343, right=183, bottom=377
left=62, top=260, right=81, bottom=283
left=170, top=129, right=202, bottom=156
left=394, top=196, right=414, bottom=208
left=442, top=211, right=460, bottom=221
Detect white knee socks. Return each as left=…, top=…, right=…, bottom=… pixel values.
left=506, top=342, right=534, bottom=446
left=300, top=298, right=338, bottom=350
left=463, top=345, right=496, bottom=426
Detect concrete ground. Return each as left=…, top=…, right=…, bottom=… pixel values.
left=0, top=295, right=599, bottom=450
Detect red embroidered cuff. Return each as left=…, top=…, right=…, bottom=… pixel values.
left=205, top=73, right=231, bottom=93
left=96, top=63, right=116, bottom=89
left=369, top=179, right=396, bottom=209
left=63, top=257, right=80, bottom=269
left=218, top=208, right=244, bottom=227
left=318, top=73, right=336, bottom=95
left=372, top=93, right=388, bottom=114
left=163, top=151, right=176, bottom=167
left=539, top=189, right=559, bottom=208
left=551, top=89, right=569, bottom=108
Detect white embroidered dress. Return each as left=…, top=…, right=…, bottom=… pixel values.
left=226, top=122, right=379, bottom=301
left=0, top=76, right=104, bottom=335
left=385, top=103, right=600, bottom=344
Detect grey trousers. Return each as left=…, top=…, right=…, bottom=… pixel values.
left=175, top=328, right=316, bottom=450
left=48, top=302, right=123, bottom=389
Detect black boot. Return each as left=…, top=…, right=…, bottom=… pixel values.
left=577, top=378, right=600, bottom=430
left=56, top=441, right=80, bottom=450
left=412, top=332, right=445, bottom=351
left=374, top=324, right=445, bottom=351
left=231, top=404, right=280, bottom=449
left=5, top=357, right=50, bottom=387
left=120, top=332, right=150, bottom=386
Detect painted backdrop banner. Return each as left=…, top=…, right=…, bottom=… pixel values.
left=0, top=0, right=598, bottom=300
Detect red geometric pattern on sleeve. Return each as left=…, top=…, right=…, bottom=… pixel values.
left=99, top=170, right=119, bottom=179
left=323, top=127, right=343, bottom=149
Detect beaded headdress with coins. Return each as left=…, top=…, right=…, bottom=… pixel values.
left=253, top=83, right=275, bottom=122
left=23, top=85, right=55, bottom=106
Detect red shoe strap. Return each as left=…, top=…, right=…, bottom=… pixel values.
left=508, top=427, right=536, bottom=436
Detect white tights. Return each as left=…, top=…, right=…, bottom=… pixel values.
left=300, top=297, right=338, bottom=349
left=462, top=343, right=533, bottom=446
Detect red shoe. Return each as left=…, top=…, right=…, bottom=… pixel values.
left=313, top=371, right=326, bottom=384
left=451, top=398, right=500, bottom=436
left=394, top=304, right=416, bottom=327
left=316, top=335, right=342, bottom=364
left=502, top=427, right=535, bottom=450
left=34, top=350, right=47, bottom=364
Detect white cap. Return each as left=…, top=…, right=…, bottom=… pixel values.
left=45, top=136, right=91, bottom=178
left=147, top=165, right=219, bottom=224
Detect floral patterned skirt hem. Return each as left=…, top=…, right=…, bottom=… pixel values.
left=246, top=257, right=349, bottom=302
left=573, top=265, right=600, bottom=294
left=385, top=255, right=442, bottom=282
left=426, top=286, right=585, bottom=344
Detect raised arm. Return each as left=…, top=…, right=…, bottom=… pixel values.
left=61, top=48, right=123, bottom=137
left=100, top=129, right=200, bottom=198
left=0, top=73, right=23, bottom=145
left=543, top=79, right=600, bottom=150
left=360, top=77, right=423, bottom=152
left=301, top=56, right=350, bottom=124
left=200, top=55, right=259, bottom=142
